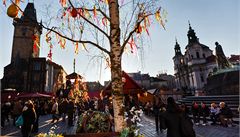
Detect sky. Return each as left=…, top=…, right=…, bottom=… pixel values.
left=0, top=0, right=239, bottom=84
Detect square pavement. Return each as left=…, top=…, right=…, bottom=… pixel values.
left=1, top=114, right=239, bottom=137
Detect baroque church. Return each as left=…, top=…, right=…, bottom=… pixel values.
left=1, top=3, right=67, bottom=94
left=173, top=23, right=218, bottom=96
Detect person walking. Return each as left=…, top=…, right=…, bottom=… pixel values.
left=51, top=99, right=59, bottom=123
left=21, top=100, right=37, bottom=137
left=32, top=101, right=40, bottom=133
left=12, top=100, right=23, bottom=126
left=161, top=97, right=195, bottom=137
left=153, top=95, right=161, bottom=133
left=67, top=99, right=75, bottom=126
left=59, top=98, right=68, bottom=121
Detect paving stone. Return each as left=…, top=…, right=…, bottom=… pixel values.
left=1, top=114, right=239, bottom=137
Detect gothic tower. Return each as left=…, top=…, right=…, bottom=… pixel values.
left=2, top=3, right=42, bottom=92
left=11, top=3, right=42, bottom=63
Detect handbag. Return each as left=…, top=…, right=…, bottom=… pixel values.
left=15, top=115, right=23, bottom=127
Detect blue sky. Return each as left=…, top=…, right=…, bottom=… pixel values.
left=0, top=0, right=239, bottom=84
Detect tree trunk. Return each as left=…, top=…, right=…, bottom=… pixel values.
left=109, top=0, right=125, bottom=132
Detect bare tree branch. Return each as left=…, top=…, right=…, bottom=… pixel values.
left=41, top=24, right=110, bottom=55
left=68, top=0, right=110, bottom=40
left=120, top=13, right=153, bottom=55
left=123, top=3, right=139, bottom=42
left=82, top=7, right=110, bottom=21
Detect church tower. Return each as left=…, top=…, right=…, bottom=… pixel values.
left=11, top=3, right=42, bottom=63
left=173, top=39, right=185, bottom=90
left=187, top=22, right=198, bottom=44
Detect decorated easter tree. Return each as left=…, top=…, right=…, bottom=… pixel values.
left=4, top=0, right=167, bottom=132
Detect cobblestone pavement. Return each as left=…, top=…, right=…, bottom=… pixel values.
left=1, top=114, right=239, bottom=137
left=1, top=115, right=78, bottom=136
left=140, top=115, right=239, bottom=137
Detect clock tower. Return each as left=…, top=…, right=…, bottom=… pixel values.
left=11, top=2, right=42, bottom=63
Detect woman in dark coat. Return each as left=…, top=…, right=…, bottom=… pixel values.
left=21, top=100, right=37, bottom=137
left=161, top=97, right=182, bottom=137
left=32, top=101, right=40, bottom=133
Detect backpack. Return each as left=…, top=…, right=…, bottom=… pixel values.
left=179, top=114, right=196, bottom=137
left=15, top=115, right=23, bottom=127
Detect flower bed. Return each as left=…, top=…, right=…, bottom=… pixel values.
left=76, top=111, right=112, bottom=133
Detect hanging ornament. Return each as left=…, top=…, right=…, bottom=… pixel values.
left=93, top=6, right=97, bottom=18
left=45, top=31, right=52, bottom=43
left=75, top=42, right=79, bottom=54
left=47, top=49, right=53, bottom=61
left=32, top=34, right=40, bottom=56
left=71, top=8, right=78, bottom=18
left=128, top=37, right=137, bottom=54
left=3, top=0, right=6, bottom=6
left=102, top=17, right=108, bottom=26
left=144, top=16, right=150, bottom=28
left=105, top=57, right=111, bottom=69
left=136, top=25, right=142, bottom=34
left=105, top=0, right=109, bottom=5
left=155, top=10, right=160, bottom=22
left=58, top=36, right=66, bottom=49
left=84, top=8, right=91, bottom=19
left=61, top=11, right=66, bottom=19
left=77, top=8, right=83, bottom=17
left=15, top=0, right=20, bottom=5
left=59, top=0, right=67, bottom=7
left=80, top=25, right=84, bottom=34
left=7, top=4, right=19, bottom=18
left=155, top=8, right=166, bottom=30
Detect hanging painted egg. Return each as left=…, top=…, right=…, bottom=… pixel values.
left=136, top=25, right=142, bottom=34
left=71, top=8, right=78, bottom=18
left=7, top=4, right=19, bottom=18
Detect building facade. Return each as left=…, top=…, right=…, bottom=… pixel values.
left=173, top=24, right=218, bottom=95
left=1, top=3, right=67, bottom=94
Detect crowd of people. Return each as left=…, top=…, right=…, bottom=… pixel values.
left=142, top=96, right=235, bottom=136
left=1, top=94, right=236, bottom=137
left=191, top=101, right=234, bottom=127
left=1, top=94, right=118, bottom=137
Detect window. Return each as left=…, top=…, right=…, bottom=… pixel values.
left=191, top=55, right=194, bottom=59
left=200, top=75, right=204, bottom=82
left=196, top=52, right=200, bottom=58
left=33, top=63, right=41, bottom=70
left=203, top=53, right=206, bottom=58
left=33, top=74, right=40, bottom=82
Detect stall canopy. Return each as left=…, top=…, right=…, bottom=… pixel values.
left=17, top=92, right=53, bottom=98
left=66, top=72, right=83, bottom=79
left=103, top=71, right=143, bottom=95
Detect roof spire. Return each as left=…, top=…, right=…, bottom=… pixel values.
left=174, top=37, right=182, bottom=56
left=175, top=36, right=178, bottom=45
left=188, top=20, right=191, bottom=29
left=187, top=21, right=198, bottom=44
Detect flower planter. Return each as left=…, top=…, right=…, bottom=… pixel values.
left=64, top=132, right=120, bottom=137
left=76, top=111, right=112, bottom=134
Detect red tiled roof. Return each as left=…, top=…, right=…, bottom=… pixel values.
left=229, top=55, right=240, bottom=62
